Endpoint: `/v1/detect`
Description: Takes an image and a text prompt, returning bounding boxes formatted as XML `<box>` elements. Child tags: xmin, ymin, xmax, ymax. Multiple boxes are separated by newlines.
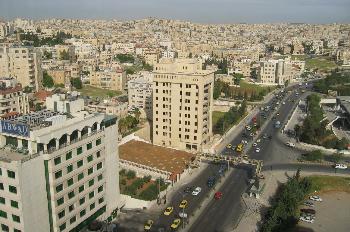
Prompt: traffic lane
<box><xmin>188</xmin><ymin>168</ymin><xmax>249</xmax><ymax>232</ymax></box>
<box><xmin>263</xmin><ymin>163</ymin><xmax>350</xmax><ymax>175</ymax></box>
<box><xmin>153</xmin><ymin>164</ymin><xmax>222</xmax><ymax>231</ymax></box>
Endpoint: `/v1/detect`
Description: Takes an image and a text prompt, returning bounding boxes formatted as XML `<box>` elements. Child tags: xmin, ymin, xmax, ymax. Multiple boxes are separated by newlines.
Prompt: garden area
<box><xmin>213</xmin><ymin>79</ymin><xmax>275</xmax><ymax>101</ymax></box>
<box><xmin>313</xmin><ymin>71</ymin><xmax>350</xmax><ymax>96</ymax></box>
<box><xmin>299</xmin><ymin>150</ymin><xmax>347</xmax><ymax>163</ymax></box>
<box><xmin>78</xmin><ymin>85</ymin><xmax>122</xmax><ymax>98</ymax></box>
<box><xmin>292</xmin><ymin>55</ymin><xmax>338</xmax><ymax>72</ymax></box>
<box><xmin>294</xmin><ymin>94</ymin><xmax>349</xmax><ymax>150</ymax></box>
<box><xmin>119</xmin><ymin>169</ymin><xmax>168</xmax><ymax>201</ymax></box>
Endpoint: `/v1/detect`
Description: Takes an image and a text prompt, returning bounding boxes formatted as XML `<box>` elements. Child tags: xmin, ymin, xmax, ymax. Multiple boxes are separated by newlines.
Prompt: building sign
<box><xmin>0</xmin><ymin>120</ymin><xmax>30</xmax><ymax>137</ymax></box>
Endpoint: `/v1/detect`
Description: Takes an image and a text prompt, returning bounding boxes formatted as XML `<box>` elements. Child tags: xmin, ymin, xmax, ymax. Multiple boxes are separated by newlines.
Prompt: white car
<box><xmin>335</xmin><ymin>164</ymin><xmax>347</xmax><ymax>169</ymax></box>
<box><xmin>192</xmin><ymin>187</ymin><xmax>202</xmax><ymax>196</ymax></box>
<box><xmin>286</xmin><ymin>142</ymin><xmax>295</xmax><ymax>148</ymax></box>
<box><xmin>253</xmin><ymin>143</ymin><xmax>258</xmax><ymax>147</ymax></box>
<box><xmin>255</xmin><ymin>148</ymin><xmax>261</xmax><ymax>153</ymax></box>
<box><xmin>179</xmin><ymin>212</ymin><xmax>188</xmax><ymax>218</ymax></box>
<box><xmin>282</xmin><ymin>101</ymin><xmax>286</xmax><ymax>105</ymax></box>
<box><xmin>309</xmin><ymin>196</ymin><xmax>322</xmax><ymax>202</ymax></box>
<box><xmin>300</xmin><ymin>216</ymin><xmax>314</xmax><ymax>223</ymax></box>
<box><xmin>246</xmin><ymin>126</ymin><xmax>251</xmax><ymax>131</ymax></box>
<box><xmin>256</xmin><ymin>139</ymin><xmax>261</xmax><ymax>143</ymax></box>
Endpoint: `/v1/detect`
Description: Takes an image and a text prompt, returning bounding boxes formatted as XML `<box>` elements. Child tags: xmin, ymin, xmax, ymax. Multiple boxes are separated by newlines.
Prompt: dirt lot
<box><xmin>119</xmin><ymin>140</ymin><xmax>195</xmax><ymax>175</ymax></box>
<box><xmin>297</xmin><ymin>192</ymin><xmax>350</xmax><ymax>232</ymax></box>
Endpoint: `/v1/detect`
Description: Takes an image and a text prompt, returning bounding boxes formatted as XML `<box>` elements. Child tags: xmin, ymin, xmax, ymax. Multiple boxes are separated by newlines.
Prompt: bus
<box><xmin>236</xmin><ymin>143</ymin><xmax>244</xmax><ymax>152</ymax></box>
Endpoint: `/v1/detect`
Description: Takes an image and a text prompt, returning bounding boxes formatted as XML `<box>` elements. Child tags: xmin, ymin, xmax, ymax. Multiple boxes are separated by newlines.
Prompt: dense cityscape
<box><xmin>0</xmin><ymin>7</ymin><xmax>350</xmax><ymax>232</ymax></box>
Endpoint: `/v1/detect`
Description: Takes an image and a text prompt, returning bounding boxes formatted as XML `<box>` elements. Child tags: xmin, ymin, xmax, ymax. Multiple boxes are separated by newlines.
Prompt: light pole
<box><xmin>176</xmin><ymin>190</ymin><xmax>187</xmax><ymax>229</ymax></box>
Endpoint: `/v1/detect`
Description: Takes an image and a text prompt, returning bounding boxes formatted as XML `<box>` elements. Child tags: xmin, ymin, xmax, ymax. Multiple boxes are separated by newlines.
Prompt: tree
<box><xmin>43</xmin><ymin>72</ymin><xmax>54</xmax><ymax>88</ymax></box>
<box><xmin>23</xmin><ymin>86</ymin><xmax>33</xmax><ymax>93</ymax></box>
<box><xmin>233</xmin><ymin>73</ymin><xmax>243</xmax><ymax>85</ymax></box>
<box><xmin>71</xmin><ymin>78</ymin><xmax>82</xmax><ymax>89</ymax></box>
<box><xmin>43</xmin><ymin>50</ymin><xmax>52</xmax><ymax>59</ymax></box>
<box><xmin>133</xmin><ymin>108</ymin><xmax>141</xmax><ymax>122</ymax></box>
<box><xmin>59</xmin><ymin>50</ymin><xmax>70</xmax><ymax>60</ymax></box>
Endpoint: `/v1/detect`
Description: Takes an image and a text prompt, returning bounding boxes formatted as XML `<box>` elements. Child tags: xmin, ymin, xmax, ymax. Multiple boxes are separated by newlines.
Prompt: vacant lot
<box><xmin>78</xmin><ymin>85</ymin><xmax>122</xmax><ymax>98</ymax></box>
<box><xmin>212</xmin><ymin>111</ymin><xmax>225</xmax><ymax>127</ymax></box>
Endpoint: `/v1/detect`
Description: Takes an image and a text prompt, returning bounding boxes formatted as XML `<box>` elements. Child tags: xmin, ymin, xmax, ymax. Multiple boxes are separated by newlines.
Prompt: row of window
<box><xmin>53</xmin><ymin>138</ymin><xmax>102</xmax><ymax>166</ymax></box>
<box><xmin>1</xmin><ymin>223</ymin><xmax>21</xmax><ymax>232</ymax></box>
<box><xmin>58</xmin><ymin>197</ymin><xmax>105</xmax><ymax>232</ymax></box>
<box><xmin>0</xmin><ymin>210</ymin><xmax>21</xmax><ymax>223</ymax></box>
<box><xmin>0</xmin><ymin>197</ymin><xmax>19</xmax><ymax>208</ymax></box>
<box><xmin>0</xmin><ymin>183</ymin><xmax>17</xmax><ymax>194</ymax></box>
<box><xmin>0</xmin><ymin>168</ymin><xmax>16</xmax><ymax>179</ymax></box>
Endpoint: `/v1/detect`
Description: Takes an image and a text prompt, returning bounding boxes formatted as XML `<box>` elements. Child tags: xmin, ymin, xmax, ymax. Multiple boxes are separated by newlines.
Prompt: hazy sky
<box><xmin>1</xmin><ymin>0</ymin><xmax>349</xmax><ymax>23</ymax></box>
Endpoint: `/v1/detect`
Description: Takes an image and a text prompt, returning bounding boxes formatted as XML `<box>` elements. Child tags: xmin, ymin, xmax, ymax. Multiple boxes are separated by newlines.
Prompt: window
<box><xmin>97</xmin><ymin>162</ymin><xmax>102</xmax><ymax>170</ymax></box>
<box><xmin>89</xmin><ymin>179</ymin><xmax>94</xmax><ymax>187</ymax></box>
<box><xmin>98</xmin><ymin>197</ymin><xmax>104</xmax><ymax>204</ymax></box>
<box><xmin>88</xmin><ymin>167</ymin><xmax>93</xmax><ymax>175</ymax></box>
<box><xmin>67</xmin><ymin>165</ymin><xmax>73</xmax><ymax>173</ymax></box>
<box><xmin>55</xmin><ymin>170</ymin><xmax>62</xmax><ymax>179</ymax></box>
<box><xmin>1</xmin><ymin>224</ymin><xmax>9</xmax><ymax>231</ymax></box>
<box><xmin>77</xmin><ymin>160</ymin><xmax>83</xmax><ymax>168</ymax></box>
<box><xmin>70</xmin><ymin>216</ymin><xmax>76</xmax><ymax>224</ymax></box>
<box><xmin>11</xmin><ymin>200</ymin><xmax>18</xmax><ymax>208</ymax></box>
<box><xmin>96</xmin><ymin>138</ymin><xmax>101</xmax><ymax>146</ymax></box>
<box><xmin>79</xmin><ymin>197</ymin><xmax>85</xmax><ymax>205</ymax></box>
<box><xmin>68</xmin><ymin>191</ymin><xmax>75</xmax><ymax>199</ymax></box>
<box><xmin>57</xmin><ymin>197</ymin><xmax>64</xmax><ymax>206</ymax></box>
<box><xmin>59</xmin><ymin>223</ymin><xmax>66</xmax><ymax>231</ymax></box>
<box><xmin>87</xmin><ymin>142</ymin><xmax>92</xmax><ymax>150</ymax></box>
<box><xmin>66</xmin><ymin>152</ymin><xmax>72</xmax><ymax>160</ymax></box>
<box><xmin>56</xmin><ymin>184</ymin><xmax>63</xmax><ymax>193</ymax></box>
<box><xmin>75</xmin><ymin>184</ymin><xmax>83</xmax><ymax>195</ymax></box>
<box><xmin>80</xmin><ymin>209</ymin><xmax>86</xmax><ymax>217</ymax></box>
<box><xmin>58</xmin><ymin>210</ymin><xmax>65</xmax><ymax>219</ymax></box>
<box><xmin>9</xmin><ymin>185</ymin><xmax>17</xmax><ymax>194</ymax></box>
<box><xmin>7</xmin><ymin>170</ymin><xmax>15</xmax><ymax>179</ymax></box>
<box><xmin>14</xmin><ymin>229</ymin><xmax>21</xmax><ymax>232</ymax></box>
<box><xmin>87</xmin><ymin>155</ymin><xmax>93</xmax><ymax>162</ymax></box>
<box><xmin>96</xmin><ymin>151</ymin><xmax>101</xmax><ymax>158</ymax></box>
<box><xmin>69</xmin><ymin>204</ymin><xmax>75</xmax><ymax>212</ymax></box>
<box><xmin>0</xmin><ymin>183</ymin><xmax>3</xmax><ymax>190</ymax></box>
<box><xmin>89</xmin><ymin>191</ymin><xmax>94</xmax><ymax>199</ymax></box>
<box><xmin>0</xmin><ymin>197</ymin><xmax>4</xmax><ymax>204</ymax></box>
<box><xmin>98</xmin><ymin>185</ymin><xmax>103</xmax><ymax>193</ymax></box>
<box><xmin>0</xmin><ymin>210</ymin><xmax>7</xmax><ymax>218</ymax></box>
<box><xmin>77</xmin><ymin>147</ymin><xmax>83</xmax><ymax>155</ymax></box>
<box><xmin>67</xmin><ymin>178</ymin><xmax>73</xmax><ymax>186</ymax></box>
<box><xmin>90</xmin><ymin>203</ymin><xmax>95</xmax><ymax>210</ymax></box>
<box><xmin>78</xmin><ymin>173</ymin><xmax>84</xmax><ymax>181</ymax></box>
<box><xmin>98</xmin><ymin>174</ymin><xmax>103</xmax><ymax>181</ymax></box>
<box><xmin>0</xmin><ymin>168</ymin><xmax>2</xmax><ymax>175</ymax></box>
<box><xmin>54</xmin><ymin>157</ymin><xmax>61</xmax><ymax>165</ymax></box>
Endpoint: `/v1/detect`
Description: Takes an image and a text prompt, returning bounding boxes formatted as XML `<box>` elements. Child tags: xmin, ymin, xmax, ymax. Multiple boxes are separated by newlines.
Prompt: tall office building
<box><xmin>152</xmin><ymin>58</ymin><xmax>214</xmax><ymax>151</ymax></box>
<box><xmin>0</xmin><ymin>94</ymin><xmax>120</xmax><ymax>232</ymax></box>
<box><xmin>0</xmin><ymin>45</ymin><xmax>43</xmax><ymax>91</ymax></box>
<box><xmin>258</xmin><ymin>59</ymin><xmax>292</xmax><ymax>85</ymax></box>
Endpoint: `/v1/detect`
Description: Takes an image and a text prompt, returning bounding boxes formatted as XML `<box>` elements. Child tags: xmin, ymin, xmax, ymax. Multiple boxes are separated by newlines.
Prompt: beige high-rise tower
<box><xmin>152</xmin><ymin>58</ymin><xmax>214</xmax><ymax>152</ymax></box>
<box><xmin>0</xmin><ymin>45</ymin><xmax>43</xmax><ymax>91</ymax></box>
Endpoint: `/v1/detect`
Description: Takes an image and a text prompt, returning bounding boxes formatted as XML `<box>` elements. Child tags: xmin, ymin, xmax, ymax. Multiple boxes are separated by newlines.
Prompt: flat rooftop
<box><xmin>119</xmin><ymin>140</ymin><xmax>195</xmax><ymax>175</ymax></box>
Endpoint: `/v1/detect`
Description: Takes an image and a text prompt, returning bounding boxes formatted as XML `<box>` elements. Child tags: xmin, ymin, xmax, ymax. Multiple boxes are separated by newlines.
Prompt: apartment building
<box><xmin>258</xmin><ymin>59</ymin><xmax>292</xmax><ymax>85</ymax></box>
<box><xmin>128</xmin><ymin>77</ymin><xmax>153</xmax><ymax>119</ymax></box>
<box><xmin>0</xmin><ymin>78</ymin><xmax>30</xmax><ymax>116</ymax></box>
<box><xmin>152</xmin><ymin>58</ymin><xmax>214</xmax><ymax>151</ymax></box>
<box><xmin>90</xmin><ymin>69</ymin><xmax>126</xmax><ymax>92</ymax></box>
<box><xmin>0</xmin><ymin>94</ymin><xmax>120</xmax><ymax>232</ymax></box>
<box><xmin>0</xmin><ymin>45</ymin><xmax>43</xmax><ymax>91</ymax></box>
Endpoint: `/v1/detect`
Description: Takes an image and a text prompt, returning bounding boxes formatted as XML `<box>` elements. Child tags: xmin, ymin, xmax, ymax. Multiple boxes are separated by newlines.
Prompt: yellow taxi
<box><xmin>163</xmin><ymin>206</ymin><xmax>174</xmax><ymax>216</ymax></box>
<box><xmin>226</xmin><ymin>144</ymin><xmax>232</xmax><ymax>149</ymax></box>
<box><xmin>170</xmin><ymin>218</ymin><xmax>181</xmax><ymax>229</ymax></box>
<box><xmin>144</xmin><ymin>220</ymin><xmax>153</xmax><ymax>231</ymax></box>
<box><xmin>179</xmin><ymin>200</ymin><xmax>188</xmax><ymax>209</ymax></box>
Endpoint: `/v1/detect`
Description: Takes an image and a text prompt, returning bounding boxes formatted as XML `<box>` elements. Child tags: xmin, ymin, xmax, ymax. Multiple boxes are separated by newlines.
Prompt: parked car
<box><xmin>253</xmin><ymin>143</ymin><xmax>258</xmax><ymax>147</ymax></box>
<box><xmin>309</xmin><ymin>196</ymin><xmax>322</xmax><ymax>202</ymax></box>
<box><xmin>192</xmin><ymin>187</ymin><xmax>202</xmax><ymax>196</ymax></box>
<box><xmin>299</xmin><ymin>216</ymin><xmax>314</xmax><ymax>223</ymax></box>
<box><xmin>214</xmin><ymin>191</ymin><xmax>223</xmax><ymax>200</ymax></box>
<box><xmin>303</xmin><ymin>201</ymin><xmax>315</xmax><ymax>207</ymax></box>
<box><xmin>286</xmin><ymin>142</ymin><xmax>295</xmax><ymax>147</ymax></box>
<box><xmin>226</xmin><ymin>144</ymin><xmax>232</xmax><ymax>149</ymax></box>
<box><xmin>178</xmin><ymin>212</ymin><xmax>187</xmax><ymax>218</ymax></box>
<box><xmin>207</xmin><ymin>176</ymin><xmax>216</xmax><ymax>188</ymax></box>
<box><xmin>255</xmin><ymin>148</ymin><xmax>261</xmax><ymax>153</ymax></box>
<box><xmin>335</xmin><ymin>164</ymin><xmax>347</xmax><ymax>169</ymax></box>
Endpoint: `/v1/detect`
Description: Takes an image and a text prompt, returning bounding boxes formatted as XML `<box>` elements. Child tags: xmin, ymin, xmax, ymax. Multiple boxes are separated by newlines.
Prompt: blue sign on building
<box><xmin>0</xmin><ymin>120</ymin><xmax>30</xmax><ymax>137</ymax></box>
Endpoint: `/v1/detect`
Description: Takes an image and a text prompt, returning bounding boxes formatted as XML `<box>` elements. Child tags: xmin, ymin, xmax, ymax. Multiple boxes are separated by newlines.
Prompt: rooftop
<box><xmin>119</xmin><ymin>140</ymin><xmax>195</xmax><ymax>175</ymax></box>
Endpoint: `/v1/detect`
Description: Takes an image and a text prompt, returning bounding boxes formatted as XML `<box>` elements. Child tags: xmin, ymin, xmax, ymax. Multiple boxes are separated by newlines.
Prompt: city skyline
<box><xmin>1</xmin><ymin>0</ymin><xmax>350</xmax><ymax>24</ymax></box>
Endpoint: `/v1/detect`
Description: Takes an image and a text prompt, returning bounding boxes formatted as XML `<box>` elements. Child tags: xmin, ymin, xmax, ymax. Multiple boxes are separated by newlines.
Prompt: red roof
<box><xmin>34</xmin><ymin>90</ymin><xmax>53</xmax><ymax>101</ymax></box>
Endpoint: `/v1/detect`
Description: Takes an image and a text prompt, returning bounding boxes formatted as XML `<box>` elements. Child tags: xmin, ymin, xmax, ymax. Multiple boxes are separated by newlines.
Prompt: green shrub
<box><xmin>120</xmin><ymin>179</ymin><xmax>126</xmax><ymax>186</ymax></box>
<box><xmin>126</xmin><ymin>170</ymin><xmax>136</xmax><ymax>180</ymax></box>
<box><xmin>301</xmin><ymin>150</ymin><xmax>324</xmax><ymax>161</ymax></box>
<box><xmin>119</xmin><ymin>169</ymin><xmax>126</xmax><ymax>176</ymax></box>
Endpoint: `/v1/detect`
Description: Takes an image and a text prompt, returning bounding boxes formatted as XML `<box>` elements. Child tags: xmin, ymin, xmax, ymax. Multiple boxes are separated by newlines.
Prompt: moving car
<box><xmin>207</xmin><ymin>176</ymin><xmax>216</xmax><ymax>188</ymax></box>
<box><xmin>253</xmin><ymin>143</ymin><xmax>258</xmax><ymax>147</ymax></box>
<box><xmin>226</xmin><ymin>144</ymin><xmax>232</xmax><ymax>149</ymax></box>
<box><xmin>192</xmin><ymin>187</ymin><xmax>202</xmax><ymax>196</ymax></box>
<box><xmin>236</xmin><ymin>143</ymin><xmax>244</xmax><ymax>152</ymax></box>
<box><xmin>144</xmin><ymin>220</ymin><xmax>154</xmax><ymax>231</ymax></box>
<box><xmin>164</xmin><ymin>206</ymin><xmax>174</xmax><ymax>216</ymax></box>
<box><xmin>335</xmin><ymin>164</ymin><xmax>347</xmax><ymax>169</ymax></box>
<box><xmin>299</xmin><ymin>216</ymin><xmax>314</xmax><ymax>223</ymax></box>
<box><xmin>309</xmin><ymin>196</ymin><xmax>322</xmax><ymax>202</ymax></box>
<box><xmin>303</xmin><ymin>201</ymin><xmax>315</xmax><ymax>207</ymax></box>
<box><xmin>214</xmin><ymin>191</ymin><xmax>223</xmax><ymax>200</ymax></box>
<box><xmin>170</xmin><ymin>219</ymin><xmax>181</xmax><ymax>229</ymax></box>
<box><xmin>178</xmin><ymin>212</ymin><xmax>188</xmax><ymax>218</ymax></box>
<box><xmin>286</xmin><ymin>142</ymin><xmax>295</xmax><ymax>147</ymax></box>
<box><xmin>255</xmin><ymin>148</ymin><xmax>261</xmax><ymax>153</ymax></box>
<box><xmin>179</xmin><ymin>200</ymin><xmax>188</xmax><ymax>209</ymax></box>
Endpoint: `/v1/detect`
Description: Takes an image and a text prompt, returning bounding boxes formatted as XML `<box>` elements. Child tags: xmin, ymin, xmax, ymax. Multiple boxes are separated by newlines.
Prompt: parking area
<box><xmin>298</xmin><ymin>192</ymin><xmax>350</xmax><ymax>232</ymax></box>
